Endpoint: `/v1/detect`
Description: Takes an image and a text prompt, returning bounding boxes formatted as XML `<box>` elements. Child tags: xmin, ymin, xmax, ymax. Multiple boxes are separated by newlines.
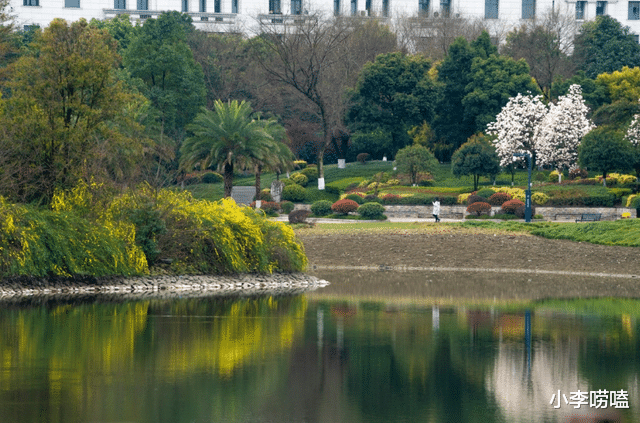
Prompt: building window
<box><xmin>182</xmin><ymin>0</ymin><xmax>188</xmax><ymax>11</ymax></box>
<box><xmin>23</xmin><ymin>0</ymin><xmax>39</xmax><ymax>5</ymax></box>
<box><xmin>576</xmin><ymin>1</ymin><xmax>586</xmax><ymax>19</ymax></box>
<box><xmin>522</xmin><ymin>0</ymin><xmax>535</xmax><ymax>19</ymax></box>
<box><xmin>365</xmin><ymin>0</ymin><xmax>371</xmax><ymax>15</ymax></box>
<box><xmin>419</xmin><ymin>0</ymin><xmax>429</xmax><ymax>16</ymax></box>
<box><xmin>232</xmin><ymin>0</ymin><xmax>238</xmax><ymax>13</ymax></box>
<box><xmin>630</xmin><ymin>2</ymin><xmax>640</xmax><ymax>20</ymax></box>
<box><xmin>382</xmin><ymin>0</ymin><xmax>389</xmax><ymax>17</ymax></box>
<box><xmin>214</xmin><ymin>0</ymin><xmax>220</xmax><ymax>12</ymax></box>
<box><xmin>634</xmin><ymin>34</ymin><xmax>640</xmax><ymax>43</ymax></box>
<box><xmin>137</xmin><ymin>0</ymin><xmax>148</xmax><ymax>10</ymax></box>
<box><xmin>269</xmin><ymin>0</ymin><xmax>281</xmax><ymax>13</ymax></box>
<box><xmin>65</xmin><ymin>0</ymin><xmax>80</xmax><ymax>7</ymax></box>
<box><xmin>351</xmin><ymin>0</ymin><xmax>357</xmax><ymax>16</ymax></box>
<box><xmin>440</xmin><ymin>0</ymin><xmax>450</xmax><ymax>17</ymax></box>
<box><xmin>334</xmin><ymin>0</ymin><xmax>340</xmax><ymax>15</ymax></box>
<box><xmin>291</xmin><ymin>0</ymin><xmax>301</xmax><ymax>14</ymax></box>
<box><xmin>596</xmin><ymin>1</ymin><xmax>607</xmax><ymax>15</ymax></box>
<box><xmin>485</xmin><ymin>0</ymin><xmax>498</xmax><ymax>19</ymax></box>
<box><xmin>115</xmin><ymin>0</ymin><xmax>126</xmax><ymax>8</ymax></box>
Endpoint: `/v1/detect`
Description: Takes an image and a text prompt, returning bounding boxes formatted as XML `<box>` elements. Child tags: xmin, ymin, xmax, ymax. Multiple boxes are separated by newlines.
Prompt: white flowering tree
<box><xmin>486</xmin><ymin>93</ymin><xmax>547</xmax><ymax>185</ymax></box>
<box><xmin>625</xmin><ymin>102</ymin><xmax>640</xmax><ymax>177</ymax></box>
<box><xmin>534</xmin><ymin>84</ymin><xmax>595</xmax><ymax>182</ymax></box>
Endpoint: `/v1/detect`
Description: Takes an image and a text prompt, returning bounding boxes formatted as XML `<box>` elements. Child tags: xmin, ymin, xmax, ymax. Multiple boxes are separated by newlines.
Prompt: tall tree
<box><xmin>394</xmin><ymin>144</ymin><xmax>438</xmax><ymax>186</ymax></box>
<box><xmin>535</xmin><ymin>85</ymin><xmax>595</xmax><ymax>180</ymax></box>
<box><xmin>252</xmin><ymin>15</ymin><xmax>396</xmax><ymax>188</ymax></box>
<box><xmin>123</xmin><ymin>11</ymin><xmax>206</xmax><ymax>141</ymax></box>
<box><xmin>624</xmin><ymin>104</ymin><xmax>640</xmax><ymax>177</ymax></box>
<box><xmin>0</xmin><ymin>19</ymin><xmax>131</xmax><ymax>202</ymax></box>
<box><xmin>451</xmin><ymin>134</ymin><xmax>500</xmax><ymax>191</ymax></box>
<box><xmin>432</xmin><ymin>31</ymin><xmax>498</xmax><ymax>160</ymax></box>
<box><xmin>579</xmin><ymin>127</ymin><xmax>633</xmax><ymax>185</ymax></box>
<box><xmin>346</xmin><ymin>52</ymin><xmax>437</xmax><ymax>158</ymax></box>
<box><xmin>573</xmin><ymin>15</ymin><xmax>640</xmax><ymax>79</ymax></box>
<box><xmin>463</xmin><ymin>54</ymin><xmax>540</xmax><ymax>135</ymax></box>
<box><xmin>180</xmin><ymin>100</ymin><xmax>275</xmax><ymax>198</ymax></box>
<box><xmin>502</xmin><ymin>15</ymin><xmax>576</xmax><ymax>99</ymax></box>
<box><xmin>486</xmin><ymin>92</ymin><xmax>547</xmax><ymax>184</ymax></box>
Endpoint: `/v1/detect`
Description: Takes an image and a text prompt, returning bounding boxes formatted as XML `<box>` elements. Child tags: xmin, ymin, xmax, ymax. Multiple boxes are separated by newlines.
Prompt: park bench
<box><xmin>575</xmin><ymin>213</ymin><xmax>602</xmax><ymax>223</ymax></box>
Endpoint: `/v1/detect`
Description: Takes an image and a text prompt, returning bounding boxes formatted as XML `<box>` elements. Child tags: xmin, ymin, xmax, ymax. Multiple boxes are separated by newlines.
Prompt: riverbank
<box><xmin>297</xmin><ymin>225</ymin><xmax>640</xmax><ymax>300</ymax></box>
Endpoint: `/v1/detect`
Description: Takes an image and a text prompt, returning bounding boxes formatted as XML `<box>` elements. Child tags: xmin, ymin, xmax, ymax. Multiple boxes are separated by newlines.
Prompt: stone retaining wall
<box><xmin>294</xmin><ymin>203</ymin><xmax>636</xmax><ymax>220</ymax></box>
<box><xmin>0</xmin><ymin>273</ymin><xmax>329</xmax><ymax>299</ymax></box>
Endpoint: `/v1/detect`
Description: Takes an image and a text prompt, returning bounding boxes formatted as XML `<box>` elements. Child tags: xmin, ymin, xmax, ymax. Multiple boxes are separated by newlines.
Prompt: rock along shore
<box><xmin>0</xmin><ymin>273</ymin><xmax>330</xmax><ymax>300</ymax></box>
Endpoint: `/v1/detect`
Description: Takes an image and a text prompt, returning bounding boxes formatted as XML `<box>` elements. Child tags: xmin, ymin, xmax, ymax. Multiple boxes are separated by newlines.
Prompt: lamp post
<box><xmin>513</xmin><ymin>152</ymin><xmax>532</xmax><ymax>222</ymax></box>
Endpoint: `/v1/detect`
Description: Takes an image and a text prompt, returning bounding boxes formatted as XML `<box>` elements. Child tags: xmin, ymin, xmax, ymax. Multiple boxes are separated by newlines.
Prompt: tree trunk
<box><xmin>223</xmin><ymin>162</ymin><xmax>234</xmax><ymax>198</ymax></box>
<box><xmin>255</xmin><ymin>163</ymin><xmax>262</xmax><ymax>201</ymax></box>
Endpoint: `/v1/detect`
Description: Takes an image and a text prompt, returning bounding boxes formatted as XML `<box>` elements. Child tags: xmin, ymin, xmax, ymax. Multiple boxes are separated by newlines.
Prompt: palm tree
<box><xmin>181</xmin><ymin>100</ymin><xmax>273</xmax><ymax>198</ymax></box>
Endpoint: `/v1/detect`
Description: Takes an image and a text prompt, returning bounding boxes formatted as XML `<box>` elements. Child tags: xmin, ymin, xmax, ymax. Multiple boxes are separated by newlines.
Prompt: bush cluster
<box><xmin>466</xmin><ymin>194</ymin><xmax>485</xmax><ymax>205</ymax></box>
<box><xmin>476</xmin><ymin>188</ymin><xmax>495</xmax><ymax>199</ymax></box>
<box><xmin>501</xmin><ymin>199</ymin><xmax>525</xmax><ymax>214</ymax></box>
<box><xmin>345</xmin><ymin>193</ymin><xmax>365</xmax><ymax>204</ymax></box>
<box><xmin>381</xmin><ymin>194</ymin><xmax>402</xmax><ymax>204</ymax></box>
<box><xmin>331</xmin><ymin>199</ymin><xmax>359</xmax><ymax>215</ymax></box>
<box><xmin>299</xmin><ymin>166</ymin><xmax>318</xmax><ymax>183</ymax></box>
<box><xmin>488</xmin><ymin>192</ymin><xmax>511</xmax><ymax>205</ymax></box>
<box><xmin>311</xmin><ymin>200</ymin><xmax>333</xmax><ymax>216</ymax></box>
<box><xmin>282</xmin><ymin>184</ymin><xmax>307</xmax><ymax>202</ymax></box>
<box><xmin>293</xmin><ymin>160</ymin><xmax>307</xmax><ymax>169</ymax></box>
<box><xmin>357</xmin><ymin>202</ymin><xmax>385</xmax><ymax>219</ymax></box>
<box><xmin>289</xmin><ymin>172</ymin><xmax>309</xmax><ymax>187</ymax></box>
<box><xmin>466</xmin><ymin>202</ymin><xmax>492</xmax><ymax>216</ymax></box>
<box><xmin>280</xmin><ymin>201</ymin><xmax>295</xmax><ymax>214</ymax></box>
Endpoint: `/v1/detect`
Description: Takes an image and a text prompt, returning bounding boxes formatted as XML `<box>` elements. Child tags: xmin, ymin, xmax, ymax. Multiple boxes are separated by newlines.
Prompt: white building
<box><xmin>9</xmin><ymin>0</ymin><xmax>640</xmax><ymax>39</ymax></box>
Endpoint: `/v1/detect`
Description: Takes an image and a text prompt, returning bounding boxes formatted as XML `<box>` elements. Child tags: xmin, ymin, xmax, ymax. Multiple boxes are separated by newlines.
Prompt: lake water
<box><xmin>0</xmin><ymin>271</ymin><xmax>638</xmax><ymax>423</ymax></box>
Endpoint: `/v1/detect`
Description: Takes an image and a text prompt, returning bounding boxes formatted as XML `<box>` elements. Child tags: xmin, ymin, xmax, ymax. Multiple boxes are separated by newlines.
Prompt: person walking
<box><xmin>432</xmin><ymin>198</ymin><xmax>440</xmax><ymax>222</ymax></box>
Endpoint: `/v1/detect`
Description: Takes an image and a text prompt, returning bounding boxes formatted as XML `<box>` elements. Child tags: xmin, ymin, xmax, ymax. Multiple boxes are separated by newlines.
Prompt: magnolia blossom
<box><xmin>486</xmin><ymin>93</ymin><xmax>547</xmax><ymax>168</ymax></box>
<box><xmin>534</xmin><ymin>84</ymin><xmax>595</xmax><ymax>176</ymax></box>
<box><xmin>625</xmin><ymin>101</ymin><xmax>640</xmax><ymax>147</ymax></box>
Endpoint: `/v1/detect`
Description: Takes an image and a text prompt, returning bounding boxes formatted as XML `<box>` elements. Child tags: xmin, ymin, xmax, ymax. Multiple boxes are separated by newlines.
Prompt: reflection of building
<box><xmin>10</xmin><ymin>0</ymin><xmax>640</xmax><ymax>38</ymax></box>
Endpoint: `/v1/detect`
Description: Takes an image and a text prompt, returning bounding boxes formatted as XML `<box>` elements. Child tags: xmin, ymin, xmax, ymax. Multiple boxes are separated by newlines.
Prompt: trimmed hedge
<box><xmin>311</xmin><ymin>200</ymin><xmax>333</xmax><ymax>216</ymax></box>
<box><xmin>357</xmin><ymin>202</ymin><xmax>385</xmax><ymax>219</ymax></box>
<box><xmin>282</xmin><ymin>184</ymin><xmax>307</xmax><ymax>202</ymax></box>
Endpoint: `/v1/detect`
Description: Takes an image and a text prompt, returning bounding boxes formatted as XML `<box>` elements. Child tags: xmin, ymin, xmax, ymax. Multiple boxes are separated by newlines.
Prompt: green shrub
<box><xmin>293</xmin><ymin>160</ymin><xmax>307</xmax><ymax>169</ymax></box>
<box><xmin>280</xmin><ymin>201</ymin><xmax>295</xmax><ymax>214</ymax></box>
<box><xmin>569</xmin><ymin>168</ymin><xmax>588</xmax><ymax>180</ymax></box>
<box><xmin>609</xmin><ymin>188</ymin><xmax>633</xmax><ymax>200</ymax></box>
<box><xmin>254</xmin><ymin>190</ymin><xmax>273</xmax><ymax>202</ymax></box>
<box><xmin>549</xmin><ymin>170</ymin><xmax>563</xmax><ymax>182</ymax></box>
<box><xmin>357</xmin><ymin>153</ymin><xmax>370</xmax><ymax>164</ymax></box>
<box><xmin>300</xmin><ymin>166</ymin><xmax>318</xmax><ymax>183</ymax></box>
<box><xmin>201</xmin><ymin>172</ymin><xmax>223</xmax><ymax>184</ymax></box>
<box><xmin>476</xmin><ymin>188</ymin><xmax>495</xmax><ymax>199</ymax></box>
<box><xmin>399</xmin><ymin>194</ymin><xmax>433</xmax><ymax>205</ymax></box>
<box><xmin>289</xmin><ymin>172</ymin><xmax>309</xmax><ymax>187</ymax></box>
<box><xmin>363</xmin><ymin>194</ymin><xmax>381</xmax><ymax>203</ymax></box>
<box><xmin>345</xmin><ymin>193</ymin><xmax>365</xmax><ymax>204</ymax></box>
<box><xmin>305</xmin><ymin>187</ymin><xmax>340</xmax><ymax>203</ymax></box>
<box><xmin>534</xmin><ymin>171</ymin><xmax>548</xmax><ymax>182</ymax></box>
<box><xmin>630</xmin><ymin>196</ymin><xmax>640</xmax><ymax>208</ymax></box>
<box><xmin>311</xmin><ymin>200</ymin><xmax>333</xmax><ymax>216</ymax></box>
<box><xmin>357</xmin><ymin>202</ymin><xmax>385</xmax><ymax>219</ymax></box>
<box><xmin>282</xmin><ymin>178</ymin><xmax>297</xmax><ymax>187</ymax></box>
<box><xmin>382</xmin><ymin>194</ymin><xmax>402</xmax><ymax>204</ymax></box>
<box><xmin>282</xmin><ymin>184</ymin><xmax>307</xmax><ymax>202</ymax></box>
<box><xmin>331</xmin><ymin>199</ymin><xmax>359</xmax><ymax>215</ymax></box>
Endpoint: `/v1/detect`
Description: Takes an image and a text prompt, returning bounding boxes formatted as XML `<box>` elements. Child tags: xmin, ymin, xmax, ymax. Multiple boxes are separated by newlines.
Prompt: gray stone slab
<box><xmin>231</xmin><ymin>186</ymin><xmax>255</xmax><ymax>205</ymax></box>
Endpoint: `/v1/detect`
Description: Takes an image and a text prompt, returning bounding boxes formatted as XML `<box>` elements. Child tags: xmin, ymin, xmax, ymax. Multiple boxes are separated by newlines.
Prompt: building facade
<box><xmin>10</xmin><ymin>0</ymin><xmax>640</xmax><ymax>38</ymax></box>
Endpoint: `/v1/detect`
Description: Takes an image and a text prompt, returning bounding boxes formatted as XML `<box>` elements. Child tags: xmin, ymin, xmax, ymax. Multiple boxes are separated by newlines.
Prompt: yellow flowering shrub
<box><xmin>609</xmin><ymin>173</ymin><xmax>638</xmax><ymax>184</ymax></box>
<box><xmin>627</xmin><ymin>194</ymin><xmax>639</xmax><ymax>207</ymax></box>
<box><xmin>531</xmin><ymin>192</ymin><xmax>549</xmax><ymax>205</ymax></box>
<box><xmin>494</xmin><ymin>187</ymin><xmax>526</xmax><ymax>202</ymax></box>
<box><xmin>457</xmin><ymin>193</ymin><xmax>471</xmax><ymax>204</ymax></box>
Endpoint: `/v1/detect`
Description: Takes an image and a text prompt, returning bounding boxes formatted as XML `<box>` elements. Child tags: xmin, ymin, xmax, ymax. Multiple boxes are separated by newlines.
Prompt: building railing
<box><xmin>103</xmin><ymin>9</ymin><xmax>237</xmax><ymax>24</ymax></box>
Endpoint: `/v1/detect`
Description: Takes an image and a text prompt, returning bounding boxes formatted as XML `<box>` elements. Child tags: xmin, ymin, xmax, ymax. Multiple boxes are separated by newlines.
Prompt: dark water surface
<box><xmin>0</xmin><ymin>272</ymin><xmax>638</xmax><ymax>423</ymax></box>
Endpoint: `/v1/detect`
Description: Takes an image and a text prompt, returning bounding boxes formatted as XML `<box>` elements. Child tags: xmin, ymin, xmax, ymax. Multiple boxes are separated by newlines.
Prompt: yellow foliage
<box><xmin>596</xmin><ymin>66</ymin><xmax>640</xmax><ymax>102</ymax></box>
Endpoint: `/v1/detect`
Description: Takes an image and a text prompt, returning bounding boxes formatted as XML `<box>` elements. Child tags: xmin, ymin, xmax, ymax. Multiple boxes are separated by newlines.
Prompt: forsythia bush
<box><xmin>457</xmin><ymin>193</ymin><xmax>472</xmax><ymax>204</ymax></box>
<box><xmin>0</xmin><ymin>182</ymin><xmax>308</xmax><ymax>278</ymax></box>
<box><xmin>531</xmin><ymin>192</ymin><xmax>550</xmax><ymax>205</ymax></box>
<box><xmin>494</xmin><ymin>187</ymin><xmax>526</xmax><ymax>202</ymax></box>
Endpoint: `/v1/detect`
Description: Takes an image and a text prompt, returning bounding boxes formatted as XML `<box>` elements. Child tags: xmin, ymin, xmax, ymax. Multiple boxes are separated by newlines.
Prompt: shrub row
<box><xmin>309</xmin><ymin>199</ymin><xmax>385</xmax><ymax>220</ymax></box>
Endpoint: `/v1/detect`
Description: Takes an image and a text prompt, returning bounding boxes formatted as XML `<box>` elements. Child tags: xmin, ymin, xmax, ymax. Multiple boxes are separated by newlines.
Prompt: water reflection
<box><xmin>0</xmin><ymin>294</ymin><xmax>638</xmax><ymax>422</ymax></box>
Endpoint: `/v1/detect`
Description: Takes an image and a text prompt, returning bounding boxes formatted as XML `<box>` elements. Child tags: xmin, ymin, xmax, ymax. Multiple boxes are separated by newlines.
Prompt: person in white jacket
<box><xmin>432</xmin><ymin>198</ymin><xmax>440</xmax><ymax>223</ymax></box>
